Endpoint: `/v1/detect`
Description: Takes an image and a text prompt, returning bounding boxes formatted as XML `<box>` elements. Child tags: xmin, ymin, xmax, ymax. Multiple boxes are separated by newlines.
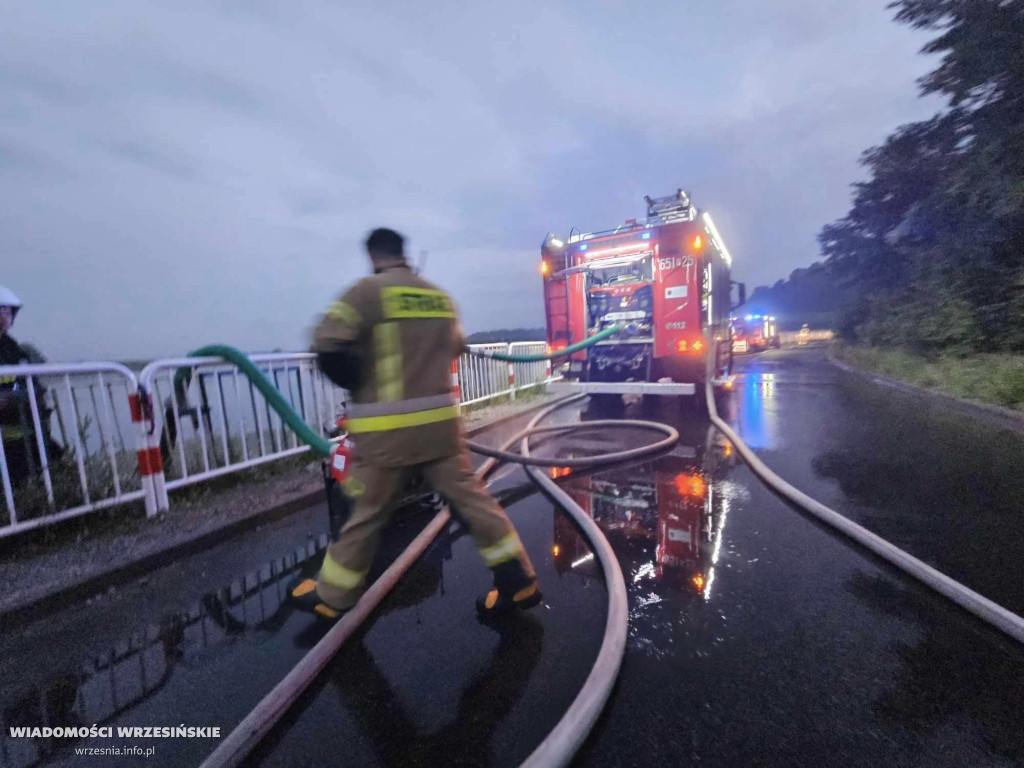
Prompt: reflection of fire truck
<box><xmin>550</xmin><ymin>427</ymin><xmax>734</xmax><ymax>599</ymax></box>
<box><xmin>541</xmin><ymin>190</ymin><xmax>745</xmax><ymax>399</ymax></box>
<box><xmin>731</xmin><ymin>313</ymin><xmax>780</xmax><ymax>354</ymax></box>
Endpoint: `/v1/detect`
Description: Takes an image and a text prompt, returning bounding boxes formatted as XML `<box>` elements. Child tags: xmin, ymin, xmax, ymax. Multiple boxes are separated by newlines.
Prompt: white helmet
<box><xmin>0</xmin><ymin>285</ymin><xmax>22</xmax><ymax>318</ymax></box>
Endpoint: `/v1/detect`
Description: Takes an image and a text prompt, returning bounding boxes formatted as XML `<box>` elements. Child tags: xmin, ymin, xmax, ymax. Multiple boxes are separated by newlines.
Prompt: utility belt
<box><xmin>346</xmin><ymin>393</ymin><xmax>458</xmax><ymax>434</ymax></box>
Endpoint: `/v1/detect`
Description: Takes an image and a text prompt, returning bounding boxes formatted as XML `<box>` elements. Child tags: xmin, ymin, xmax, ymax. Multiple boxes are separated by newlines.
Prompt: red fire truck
<box><xmin>541</xmin><ymin>189</ymin><xmax>745</xmax><ymax>399</ymax></box>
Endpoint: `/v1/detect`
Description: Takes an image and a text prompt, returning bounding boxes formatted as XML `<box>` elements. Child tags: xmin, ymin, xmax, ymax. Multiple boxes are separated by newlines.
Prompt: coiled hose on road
<box><xmin>195</xmin><ymin>337</ymin><xmax>1024</xmax><ymax>768</ymax></box>
<box><xmin>193</xmin><ymin>340</ymin><xmax>673</xmax><ymax>768</ymax></box>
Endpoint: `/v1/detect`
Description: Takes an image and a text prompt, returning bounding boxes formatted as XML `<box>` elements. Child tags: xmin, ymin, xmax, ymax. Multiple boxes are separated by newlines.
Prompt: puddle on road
<box><xmin>541</xmin><ymin>403</ymin><xmax>743</xmax><ymax>660</ymax></box>
<box><xmin>0</xmin><ymin>536</ymin><xmax>329</xmax><ymax>768</ymax></box>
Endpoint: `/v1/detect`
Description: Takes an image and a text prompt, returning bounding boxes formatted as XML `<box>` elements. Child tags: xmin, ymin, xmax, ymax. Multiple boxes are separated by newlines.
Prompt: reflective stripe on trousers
<box><xmin>477</xmin><ymin>532</ymin><xmax>524</xmax><ymax>567</ymax></box>
<box><xmin>320</xmin><ymin>551</ymin><xmax>368</xmax><ymax>590</ymax></box>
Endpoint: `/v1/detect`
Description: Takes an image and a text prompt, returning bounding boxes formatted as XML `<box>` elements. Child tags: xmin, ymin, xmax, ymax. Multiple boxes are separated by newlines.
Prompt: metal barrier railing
<box><xmin>0</xmin><ymin>363</ymin><xmax>144</xmax><ymax>539</ymax></box>
<box><xmin>457</xmin><ymin>343</ymin><xmax>553</xmax><ymax>406</ymax></box>
<box><xmin>137</xmin><ymin>354</ymin><xmax>347</xmax><ymax>516</ymax></box>
<box><xmin>508</xmin><ymin>342</ymin><xmax>552</xmax><ymax>396</ymax></box>
<box><xmin>1</xmin><ymin>343</ymin><xmax>553</xmax><ymax>532</ymax></box>
<box><xmin>456</xmin><ymin>344</ymin><xmax>508</xmax><ymax>406</ymax></box>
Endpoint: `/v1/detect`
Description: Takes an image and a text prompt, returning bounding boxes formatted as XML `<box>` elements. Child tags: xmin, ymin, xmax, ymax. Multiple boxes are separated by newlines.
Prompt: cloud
<box><xmin>0</xmin><ymin>140</ymin><xmax>48</xmax><ymax>174</ymax></box>
<box><xmin>103</xmin><ymin>140</ymin><xmax>201</xmax><ymax>182</ymax></box>
<box><xmin>1</xmin><ymin>0</ymin><xmax>940</xmax><ymax>360</ymax></box>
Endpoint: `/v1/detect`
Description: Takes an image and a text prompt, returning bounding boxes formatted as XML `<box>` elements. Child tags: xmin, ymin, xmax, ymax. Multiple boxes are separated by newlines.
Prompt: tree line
<box><xmin>465</xmin><ymin>328</ymin><xmax>546</xmax><ymax>344</ymax></box>
<box><xmin>817</xmin><ymin>0</ymin><xmax>1023</xmax><ymax>355</ymax></box>
<box><xmin>745</xmin><ymin>261</ymin><xmax>851</xmax><ymax>330</ymax></box>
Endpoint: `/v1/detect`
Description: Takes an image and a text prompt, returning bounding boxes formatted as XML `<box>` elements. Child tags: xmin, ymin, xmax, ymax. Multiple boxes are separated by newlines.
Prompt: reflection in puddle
<box><xmin>0</xmin><ymin>536</ymin><xmax>329</xmax><ymax>768</ymax></box>
<box><xmin>736</xmin><ymin>371</ymin><xmax>778</xmax><ymax>450</ymax></box>
<box><xmin>550</xmin><ymin>420</ymin><xmax>740</xmax><ymax>657</ymax></box>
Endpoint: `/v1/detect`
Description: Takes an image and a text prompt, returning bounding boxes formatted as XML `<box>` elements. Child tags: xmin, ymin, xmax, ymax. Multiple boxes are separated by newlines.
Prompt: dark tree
<box><xmin>818</xmin><ymin>0</ymin><xmax>1024</xmax><ymax>353</ymax></box>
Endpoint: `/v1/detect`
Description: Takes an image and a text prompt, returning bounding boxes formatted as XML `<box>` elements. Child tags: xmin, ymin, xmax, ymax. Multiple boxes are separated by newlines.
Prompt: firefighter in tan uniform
<box><xmin>289</xmin><ymin>228</ymin><xmax>541</xmax><ymax>620</ymax></box>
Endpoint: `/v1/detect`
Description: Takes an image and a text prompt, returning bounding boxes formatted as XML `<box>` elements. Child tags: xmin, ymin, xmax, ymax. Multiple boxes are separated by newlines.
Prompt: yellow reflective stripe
<box><xmin>373</xmin><ymin>322</ymin><xmax>403</xmax><ymax>401</ymax></box>
<box><xmin>327</xmin><ymin>301</ymin><xmax>361</xmax><ymax>327</ymax></box>
<box><xmin>348</xmin><ymin>393</ymin><xmax>454</xmax><ymax>418</ymax></box>
<box><xmin>320</xmin><ymin>552</ymin><xmax>367</xmax><ymax>590</ymax></box>
<box><xmin>1</xmin><ymin>426</ymin><xmax>25</xmax><ymax>440</ymax></box>
<box><xmin>478</xmin><ymin>533</ymin><xmax>523</xmax><ymax>567</ymax></box>
<box><xmin>381</xmin><ymin>287</ymin><xmax>454</xmax><ymax>319</ymax></box>
<box><xmin>346</xmin><ymin>404</ymin><xmax>458</xmax><ymax>434</ymax></box>
<box><xmin>342</xmin><ymin>476</ymin><xmax>366</xmax><ymax>497</ymax></box>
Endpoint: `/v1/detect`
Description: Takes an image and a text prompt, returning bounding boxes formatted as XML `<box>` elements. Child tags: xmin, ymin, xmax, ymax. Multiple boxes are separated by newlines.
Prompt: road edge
<box><xmin>0</xmin><ymin>396</ymin><xmax>568</xmax><ymax>626</ymax></box>
<box><xmin>827</xmin><ymin>346</ymin><xmax>1024</xmax><ymax>435</ymax></box>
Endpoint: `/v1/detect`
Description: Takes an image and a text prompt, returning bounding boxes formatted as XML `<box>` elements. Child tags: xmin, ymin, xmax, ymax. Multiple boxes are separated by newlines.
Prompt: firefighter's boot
<box><xmin>476</xmin><ymin>560</ymin><xmax>543</xmax><ymax>617</ymax></box>
<box><xmin>287</xmin><ymin>577</ymin><xmax>347</xmax><ymax>622</ymax></box>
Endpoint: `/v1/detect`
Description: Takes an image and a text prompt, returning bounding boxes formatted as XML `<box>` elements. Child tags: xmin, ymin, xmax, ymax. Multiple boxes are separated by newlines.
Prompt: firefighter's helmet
<box><xmin>0</xmin><ymin>285</ymin><xmax>22</xmax><ymax>318</ymax></box>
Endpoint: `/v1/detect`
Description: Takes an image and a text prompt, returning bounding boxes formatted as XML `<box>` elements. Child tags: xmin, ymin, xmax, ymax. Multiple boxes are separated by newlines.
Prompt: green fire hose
<box><xmin>466</xmin><ymin>324</ymin><xmax>622</xmax><ymax>362</ymax></box>
<box><xmin>182</xmin><ymin>344</ymin><xmax>335</xmax><ymax>458</ymax></box>
<box><xmin>177</xmin><ymin>327</ymin><xmax>622</xmax><ymax>460</ymax></box>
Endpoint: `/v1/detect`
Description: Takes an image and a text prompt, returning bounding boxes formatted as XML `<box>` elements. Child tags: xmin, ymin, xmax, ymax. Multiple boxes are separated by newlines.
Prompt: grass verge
<box><xmin>833</xmin><ymin>343</ymin><xmax>1024</xmax><ymax>411</ymax></box>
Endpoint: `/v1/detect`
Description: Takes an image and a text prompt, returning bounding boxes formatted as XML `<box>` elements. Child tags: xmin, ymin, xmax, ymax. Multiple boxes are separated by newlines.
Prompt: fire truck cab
<box><xmin>541</xmin><ymin>189</ymin><xmax>744</xmax><ymax>398</ymax></box>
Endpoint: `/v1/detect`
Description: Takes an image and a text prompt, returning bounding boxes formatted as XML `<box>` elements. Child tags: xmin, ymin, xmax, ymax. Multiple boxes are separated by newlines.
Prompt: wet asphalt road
<box><xmin>0</xmin><ymin>347</ymin><xmax>1021</xmax><ymax>768</ymax></box>
<box><xmin>726</xmin><ymin>345</ymin><xmax>1024</xmax><ymax>615</ymax></box>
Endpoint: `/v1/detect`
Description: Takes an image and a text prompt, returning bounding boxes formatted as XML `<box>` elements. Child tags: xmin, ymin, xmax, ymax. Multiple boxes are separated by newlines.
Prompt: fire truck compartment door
<box><xmin>544</xmin><ymin>271</ymin><xmax>572</xmax><ymax>354</ymax></box>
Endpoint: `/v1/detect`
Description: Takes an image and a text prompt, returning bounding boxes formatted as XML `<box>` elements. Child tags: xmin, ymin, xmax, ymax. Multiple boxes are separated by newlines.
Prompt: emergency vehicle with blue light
<box><xmin>730</xmin><ymin>313</ymin><xmax>780</xmax><ymax>354</ymax></box>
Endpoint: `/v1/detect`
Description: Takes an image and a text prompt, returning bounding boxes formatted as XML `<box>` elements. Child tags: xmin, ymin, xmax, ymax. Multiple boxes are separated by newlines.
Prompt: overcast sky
<box><xmin>2</xmin><ymin>1</ymin><xmax>940</xmax><ymax>361</ymax></box>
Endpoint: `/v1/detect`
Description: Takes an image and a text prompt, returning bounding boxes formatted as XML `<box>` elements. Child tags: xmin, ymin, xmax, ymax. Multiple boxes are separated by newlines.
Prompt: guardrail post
<box><xmin>508</xmin><ymin>361</ymin><xmax>516</xmax><ymax>400</ymax></box>
<box><xmin>132</xmin><ymin>390</ymin><xmax>168</xmax><ymax>517</ymax></box>
<box><xmin>451</xmin><ymin>359</ymin><xmax>461</xmax><ymax>407</ymax></box>
<box><xmin>130</xmin><ymin>392</ymin><xmax>157</xmax><ymax>517</ymax></box>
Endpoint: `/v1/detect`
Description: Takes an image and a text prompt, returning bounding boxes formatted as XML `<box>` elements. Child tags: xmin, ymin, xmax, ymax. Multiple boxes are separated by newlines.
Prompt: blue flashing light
<box><xmin>579</xmin><ymin>244</ymin><xmax>588</xmax><ymax>251</ymax></box>
<box><xmin>640</xmin><ymin>232</ymin><xmax>651</xmax><ymax>240</ymax></box>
